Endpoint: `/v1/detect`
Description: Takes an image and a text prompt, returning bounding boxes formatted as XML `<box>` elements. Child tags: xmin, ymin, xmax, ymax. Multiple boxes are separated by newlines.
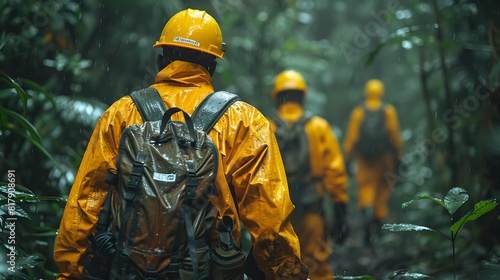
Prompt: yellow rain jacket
<box><xmin>270</xmin><ymin>103</ymin><xmax>348</xmax><ymax>204</ymax></box>
<box><xmin>269</xmin><ymin>103</ymin><xmax>348</xmax><ymax>280</ymax></box>
<box><xmin>54</xmin><ymin>61</ymin><xmax>307</xmax><ymax>279</ymax></box>
<box><xmin>343</xmin><ymin>97</ymin><xmax>403</xmax><ymax>219</ymax></box>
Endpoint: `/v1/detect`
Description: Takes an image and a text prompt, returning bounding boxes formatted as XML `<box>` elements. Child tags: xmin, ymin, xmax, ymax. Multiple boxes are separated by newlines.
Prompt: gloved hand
<box><xmin>331</xmin><ymin>202</ymin><xmax>349</xmax><ymax>245</ymax></box>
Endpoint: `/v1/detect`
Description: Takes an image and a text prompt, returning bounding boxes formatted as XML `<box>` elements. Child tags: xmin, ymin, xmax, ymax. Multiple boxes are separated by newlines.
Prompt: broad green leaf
<box><xmin>382</xmin><ymin>223</ymin><xmax>436</xmax><ymax>233</ymax></box>
<box><xmin>0</xmin><ymin>183</ymin><xmax>35</xmax><ymax>196</ymax></box>
<box><xmin>29</xmin><ymin>231</ymin><xmax>58</xmax><ymax>237</ymax></box>
<box><xmin>450</xmin><ymin>199</ymin><xmax>499</xmax><ymax>236</ymax></box>
<box><xmin>335</xmin><ymin>276</ymin><xmax>376</xmax><ymax>280</ymax></box>
<box><xmin>8</xmin><ymin>183</ymin><xmax>35</xmax><ymax>194</ymax></box>
<box><xmin>0</xmin><ymin>194</ymin><xmax>40</xmax><ymax>205</ymax></box>
<box><xmin>0</xmin><ymin>201</ymin><xmax>30</xmax><ymax>219</ymax></box>
<box><xmin>402</xmin><ymin>194</ymin><xmax>446</xmax><ymax>210</ymax></box>
<box><xmin>13</xmin><ymin>254</ymin><xmax>46</xmax><ymax>273</ymax></box>
<box><xmin>444</xmin><ymin>187</ymin><xmax>469</xmax><ymax>215</ymax></box>
<box><xmin>0</xmin><ymin>184</ymin><xmax>63</xmax><ymax>205</ymax></box>
<box><xmin>388</xmin><ymin>269</ymin><xmax>436</xmax><ymax>279</ymax></box>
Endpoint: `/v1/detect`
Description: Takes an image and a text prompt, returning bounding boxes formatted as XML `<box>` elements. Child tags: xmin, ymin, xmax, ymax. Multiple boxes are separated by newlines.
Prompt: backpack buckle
<box><xmin>126</xmin><ymin>153</ymin><xmax>148</xmax><ymax>194</ymax></box>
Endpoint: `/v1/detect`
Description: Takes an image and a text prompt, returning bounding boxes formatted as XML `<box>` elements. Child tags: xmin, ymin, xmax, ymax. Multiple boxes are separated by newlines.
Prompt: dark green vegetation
<box><xmin>383</xmin><ymin>187</ymin><xmax>498</xmax><ymax>279</ymax></box>
<box><xmin>1</xmin><ymin>0</ymin><xmax>499</xmax><ymax>279</ymax></box>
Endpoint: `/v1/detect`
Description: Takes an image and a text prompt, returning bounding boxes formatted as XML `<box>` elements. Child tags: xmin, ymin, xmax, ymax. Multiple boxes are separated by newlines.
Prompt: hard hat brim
<box><xmin>153</xmin><ymin>42</ymin><xmax>224</xmax><ymax>60</ymax></box>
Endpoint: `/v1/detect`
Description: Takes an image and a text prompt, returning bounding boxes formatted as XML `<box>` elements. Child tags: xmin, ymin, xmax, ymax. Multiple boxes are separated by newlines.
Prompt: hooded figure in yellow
<box><xmin>269</xmin><ymin>70</ymin><xmax>349</xmax><ymax>280</ymax></box>
<box><xmin>53</xmin><ymin>9</ymin><xmax>309</xmax><ymax>280</ymax></box>
<box><xmin>343</xmin><ymin>79</ymin><xmax>403</xmax><ymax>244</ymax></box>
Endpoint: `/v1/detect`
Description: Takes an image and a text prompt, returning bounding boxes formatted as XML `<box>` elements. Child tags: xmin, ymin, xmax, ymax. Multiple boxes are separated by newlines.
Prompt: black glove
<box><xmin>331</xmin><ymin>202</ymin><xmax>349</xmax><ymax>245</ymax></box>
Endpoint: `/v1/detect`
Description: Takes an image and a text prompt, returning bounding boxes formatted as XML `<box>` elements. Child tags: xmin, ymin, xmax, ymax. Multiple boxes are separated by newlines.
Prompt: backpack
<box><xmin>355</xmin><ymin>104</ymin><xmax>393</xmax><ymax>158</ymax></box>
<box><xmin>82</xmin><ymin>88</ymin><xmax>244</xmax><ymax>280</ymax></box>
<box><xmin>271</xmin><ymin>112</ymin><xmax>317</xmax><ymax>208</ymax></box>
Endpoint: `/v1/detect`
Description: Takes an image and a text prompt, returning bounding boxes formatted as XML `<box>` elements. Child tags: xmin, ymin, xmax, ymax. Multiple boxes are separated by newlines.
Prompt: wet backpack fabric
<box><xmin>356</xmin><ymin>104</ymin><xmax>393</xmax><ymax>159</ymax></box>
<box><xmin>271</xmin><ymin>112</ymin><xmax>317</xmax><ymax>208</ymax></box>
<box><xmin>84</xmin><ymin>88</ymin><xmax>242</xmax><ymax>280</ymax></box>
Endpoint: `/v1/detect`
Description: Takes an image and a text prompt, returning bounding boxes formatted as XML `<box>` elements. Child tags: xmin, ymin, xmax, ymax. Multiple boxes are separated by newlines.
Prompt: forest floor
<box><xmin>328</xmin><ymin>204</ymin><xmax>500</xmax><ymax>280</ymax></box>
<box><xmin>329</xmin><ymin>206</ymin><xmax>399</xmax><ymax>280</ymax></box>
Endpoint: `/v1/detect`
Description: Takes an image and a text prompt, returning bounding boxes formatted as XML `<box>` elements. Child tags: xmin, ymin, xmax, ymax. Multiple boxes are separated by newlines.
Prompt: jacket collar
<box><xmin>154</xmin><ymin>60</ymin><xmax>212</xmax><ymax>87</ymax></box>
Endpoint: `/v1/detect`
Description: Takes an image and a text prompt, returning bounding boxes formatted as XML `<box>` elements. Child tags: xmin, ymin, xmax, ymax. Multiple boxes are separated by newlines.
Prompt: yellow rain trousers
<box><xmin>53</xmin><ymin>61</ymin><xmax>308</xmax><ymax>279</ymax></box>
<box><xmin>270</xmin><ymin>103</ymin><xmax>349</xmax><ymax>280</ymax></box>
<box><xmin>343</xmin><ymin>98</ymin><xmax>403</xmax><ymax>220</ymax></box>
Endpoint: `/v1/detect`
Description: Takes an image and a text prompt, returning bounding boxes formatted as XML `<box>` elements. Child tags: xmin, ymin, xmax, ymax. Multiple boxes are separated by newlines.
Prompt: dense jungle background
<box><xmin>1</xmin><ymin>0</ymin><xmax>500</xmax><ymax>279</ymax></box>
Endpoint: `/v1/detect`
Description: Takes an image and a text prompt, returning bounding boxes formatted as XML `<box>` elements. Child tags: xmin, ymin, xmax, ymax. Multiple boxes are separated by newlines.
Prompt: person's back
<box><xmin>343</xmin><ymin>79</ymin><xmax>403</xmax><ymax>245</ymax></box>
<box><xmin>53</xmin><ymin>9</ymin><xmax>309</xmax><ymax>280</ymax></box>
<box><xmin>269</xmin><ymin>70</ymin><xmax>349</xmax><ymax>280</ymax></box>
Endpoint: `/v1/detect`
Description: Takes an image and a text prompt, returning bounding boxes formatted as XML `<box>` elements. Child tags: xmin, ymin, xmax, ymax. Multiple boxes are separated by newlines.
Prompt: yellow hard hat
<box><xmin>153</xmin><ymin>9</ymin><xmax>224</xmax><ymax>60</ymax></box>
<box><xmin>364</xmin><ymin>79</ymin><xmax>384</xmax><ymax>97</ymax></box>
<box><xmin>272</xmin><ymin>70</ymin><xmax>308</xmax><ymax>100</ymax></box>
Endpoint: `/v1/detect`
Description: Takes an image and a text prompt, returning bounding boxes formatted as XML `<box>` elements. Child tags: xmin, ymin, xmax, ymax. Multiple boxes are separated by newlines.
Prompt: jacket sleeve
<box><xmin>384</xmin><ymin>104</ymin><xmax>404</xmax><ymax>158</ymax></box>
<box><xmin>306</xmin><ymin>117</ymin><xmax>349</xmax><ymax>204</ymax></box>
<box><xmin>342</xmin><ymin>107</ymin><xmax>364</xmax><ymax>161</ymax></box>
<box><xmin>53</xmin><ymin>104</ymin><xmax>126</xmax><ymax>279</ymax></box>
<box><xmin>223</xmin><ymin>105</ymin><xmax>309</xmax><ymax>279</ymax></box>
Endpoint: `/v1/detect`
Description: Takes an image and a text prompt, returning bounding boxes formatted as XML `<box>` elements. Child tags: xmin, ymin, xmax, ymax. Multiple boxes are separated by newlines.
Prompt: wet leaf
<box><xmin>0</xmin><ymin>106</ymin><xmax>42</xmax><ymax>143</ymax></box>
<box><xmin>0</xmin><ymin>193</ymin><xmax>30</xmax><ymax>220</ymax></box>
<box><xmin>402</xmin><ymin>194</ymin><xmax>445</xmax><ymax>210</ymax></box>
<box><xmin>450</xmin><ymin>199</ymin><xmax>499</xmax><ymax>236</ymax></box>
<box><xmin>388</xmin><ymin>269</ymin><xmax>437</xmax><ymax>279</ymax></box>
<box><xmin>382</xmin><ymin>223</ymin><xmax>436</xmax><ymax>232</ymax></box>
<box><xmin>0</xmin><ymin>72</ymin><xmax>28</xmax><ymax>114</ymax></box>
<box><xmin>444</xmin><ymin>187</ymin><xmax>469</xmax><ymax>215</ymax></box>
<box><xmin>335</xmin><ymin>275</ymin><xmax>376</xmax><ymax>280</ymax></box>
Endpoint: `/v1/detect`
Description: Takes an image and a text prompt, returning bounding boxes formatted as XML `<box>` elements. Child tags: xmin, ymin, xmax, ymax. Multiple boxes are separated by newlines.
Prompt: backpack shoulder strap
<box><xmin>191</xmin><ymin>91</ymin><xmax>241</xmax><ymax>133</ymax></box>
<box><xmin>191</xmin><ymin>90</ymin><xmax>241</xmax><ymax>214</ymax></box>
<box><xmin>130</xmin><ymin>87</ymin><xmax>167</xmax><ymax>122</ymax></box>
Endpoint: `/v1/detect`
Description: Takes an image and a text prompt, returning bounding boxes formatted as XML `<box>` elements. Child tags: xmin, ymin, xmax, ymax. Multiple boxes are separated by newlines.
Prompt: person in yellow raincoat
<box><xmin>268</xmin><ymin>70</ymin><xmax>349</xmax><ymax>280</ymax></box>
<box><xmin>343</xmin><ymin>79</ymin><xmax>403</xmax><ymax>245</ymax></box>
<box><xmin>53</xmin><ymin>9</ymin><xmax>309</xmax><ymax>280</ymax></box>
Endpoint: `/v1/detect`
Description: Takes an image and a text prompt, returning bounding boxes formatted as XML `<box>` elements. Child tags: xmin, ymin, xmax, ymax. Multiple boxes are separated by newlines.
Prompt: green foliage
<box><xmin>388</xmin><ymin>269</ymin><xmax>437</xmax><ymax>279</ymax></box>
<box><xmin>0</xmin><ymin>73</ymin><xmax>54</xmax><ymax>163</ymax></box>
<box><xmin>450</xmin><ymin>199</ymin><xmax>499</xmax><ymax>237</ymax></box>
<box><xmin>383</xmin><ymin>187</ymin><xmax>499</xmax><ymax>279</ymax></box>
<box><xmin>0</xmin><ymin>70</ymin><xmax>106</xmax><ymax>278</ymax></box>
<box><xmin>0</xmin><ymin>183</ymin><xmax>60</xmax><ymax>279</ymax></box>
<box><xmin>335</xmin><ymin>276</ymin><xmax>376</xmax><ymax>280</ymax></box>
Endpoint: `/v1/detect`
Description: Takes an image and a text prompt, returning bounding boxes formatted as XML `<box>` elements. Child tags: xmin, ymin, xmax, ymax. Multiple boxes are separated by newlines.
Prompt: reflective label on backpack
<box><xmin>153</xmin><ymin>172</ymin><xmax>176</xmax><ymax>182</ymax></box>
